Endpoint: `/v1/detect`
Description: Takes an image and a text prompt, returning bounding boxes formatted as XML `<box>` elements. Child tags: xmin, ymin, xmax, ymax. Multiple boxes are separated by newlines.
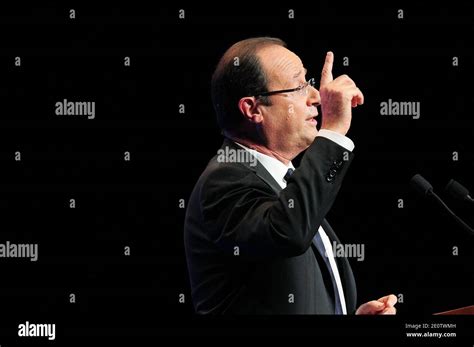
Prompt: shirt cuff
<box><xmin>317</xmin><ymin>129</ymin><xmax>355</xmax><ymax>152</ymax></box>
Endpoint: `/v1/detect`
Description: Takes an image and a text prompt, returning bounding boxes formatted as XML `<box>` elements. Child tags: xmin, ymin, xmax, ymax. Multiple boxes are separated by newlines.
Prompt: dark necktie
<box><xmin>284</xmin><ymin>167</ymin><xmax>343</xmax><ymax>314</ymax></box>
<box><xmin>284</xmin><ymin>168</ymin><xmax>294</xmax><ymax>182</ymax></box>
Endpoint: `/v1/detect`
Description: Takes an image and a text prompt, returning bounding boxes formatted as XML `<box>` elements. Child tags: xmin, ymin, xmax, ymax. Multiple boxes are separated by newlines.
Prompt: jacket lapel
<box><xmin>220</xmin><ymin>138</ymin><xmax>282</xmax><ymax>194</ymax></box>
<box><xmin>321</xmin><ymin>220</ymin><xmax>357</xmax><ymax>313</ymax></box>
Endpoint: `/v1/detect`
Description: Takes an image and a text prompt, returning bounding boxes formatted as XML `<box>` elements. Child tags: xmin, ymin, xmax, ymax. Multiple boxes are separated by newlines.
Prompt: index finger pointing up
<box><xmin>320</xmin><ymin>51</ymin><xmax>334</xmax><ymax>87</ymax></box>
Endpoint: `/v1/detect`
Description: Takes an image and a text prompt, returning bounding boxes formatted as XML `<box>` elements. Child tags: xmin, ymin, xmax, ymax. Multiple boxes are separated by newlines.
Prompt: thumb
<box><xmin>320</xmin><ymin>51</ymin><xmax>334</xmax><ymax>87</ymax></box>
<box><xmin>378</xmin><ymin>294</ymin><xmax>398</xmax><ymax>307</ymax></box>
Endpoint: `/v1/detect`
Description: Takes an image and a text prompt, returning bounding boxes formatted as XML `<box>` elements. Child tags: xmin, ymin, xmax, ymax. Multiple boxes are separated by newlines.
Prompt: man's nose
<box><xmin>307</xmin><ymin>86</ymin><xmax>321</xmax><ymax>107</ymax></box>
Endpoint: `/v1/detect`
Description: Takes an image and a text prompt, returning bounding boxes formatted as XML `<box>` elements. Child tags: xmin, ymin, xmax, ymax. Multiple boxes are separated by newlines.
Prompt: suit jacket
<box><xmin>184</xmin><ymin>136</ymin><xmax>357</xmax><ymax>314</ymax></box>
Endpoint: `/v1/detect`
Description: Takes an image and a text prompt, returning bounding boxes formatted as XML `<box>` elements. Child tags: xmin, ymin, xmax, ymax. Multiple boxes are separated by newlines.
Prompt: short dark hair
<box><xmin>211</xmin><ymin>37</ymin><xmax>286</xmax><ymax>136</ymax></box>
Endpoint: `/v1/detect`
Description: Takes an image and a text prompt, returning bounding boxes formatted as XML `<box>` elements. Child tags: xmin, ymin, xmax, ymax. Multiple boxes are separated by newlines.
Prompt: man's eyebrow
<box><xmin>293</xmin><ymin>67</ymin><xmax>307</xmax><ymax>79</ymax></box>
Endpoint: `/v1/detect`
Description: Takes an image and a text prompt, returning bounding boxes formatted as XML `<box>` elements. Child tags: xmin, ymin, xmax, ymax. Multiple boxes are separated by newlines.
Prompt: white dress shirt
<box><xmin>235</xmin><ymin>129</ymin><xmax>353</xmax><ymax>314</ymax></box>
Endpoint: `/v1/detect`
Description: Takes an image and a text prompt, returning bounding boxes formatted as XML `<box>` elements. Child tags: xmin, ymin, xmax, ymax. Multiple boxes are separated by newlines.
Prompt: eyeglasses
<box><xmin>254</xmin><ymin>78</ymin><xmax>316</xmax><ymax>98</ymax></box>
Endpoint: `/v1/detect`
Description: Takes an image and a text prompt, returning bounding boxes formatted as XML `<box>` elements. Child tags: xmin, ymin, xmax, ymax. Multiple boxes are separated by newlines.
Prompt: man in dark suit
<box><xmin>184</xmin><ymin>37</ymin><xmax>397</xmax><ymax>314</ymax></box>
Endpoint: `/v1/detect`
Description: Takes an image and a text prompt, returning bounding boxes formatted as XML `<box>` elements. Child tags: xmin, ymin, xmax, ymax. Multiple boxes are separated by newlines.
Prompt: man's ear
<box><xmin>238</xmin><ymin>97</ymin><xmax>264</xmax><ymax>124</ymax></box>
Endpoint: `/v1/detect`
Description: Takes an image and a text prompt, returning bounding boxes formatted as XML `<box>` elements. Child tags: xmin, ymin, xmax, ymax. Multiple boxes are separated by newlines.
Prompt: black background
<box><xmin>0</xmin><ymin>3</ymin><xmax>472</xmax><ymax>344</ymax></box>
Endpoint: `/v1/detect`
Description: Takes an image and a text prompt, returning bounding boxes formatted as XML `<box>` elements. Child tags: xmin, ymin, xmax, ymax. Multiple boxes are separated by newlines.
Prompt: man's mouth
<box><xmin>306</xmin><ymin>115</ymin><xmax>318</xmax><ymax>126</ymax></box>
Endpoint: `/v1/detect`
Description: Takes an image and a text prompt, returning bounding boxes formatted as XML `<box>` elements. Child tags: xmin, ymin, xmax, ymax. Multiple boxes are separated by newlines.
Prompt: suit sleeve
<box><xmin>200</xmin><ymin>136</ymin><xmax>354</xmax><ymax>259</ymax></box>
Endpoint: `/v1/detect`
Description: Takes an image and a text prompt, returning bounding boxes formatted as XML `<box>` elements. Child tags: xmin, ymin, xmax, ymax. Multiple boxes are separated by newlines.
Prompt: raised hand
<box><xmin>319</xmin><ymin>52</ymin><xmax>364</xmax><ymax>135</ymax></box>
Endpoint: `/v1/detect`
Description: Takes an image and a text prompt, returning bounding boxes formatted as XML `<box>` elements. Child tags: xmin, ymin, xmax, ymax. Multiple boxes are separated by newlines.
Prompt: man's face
<box><xmin>257</xmin><ymin>45</ymin><xmax>320</xmax><ymax>153</ymax></box>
